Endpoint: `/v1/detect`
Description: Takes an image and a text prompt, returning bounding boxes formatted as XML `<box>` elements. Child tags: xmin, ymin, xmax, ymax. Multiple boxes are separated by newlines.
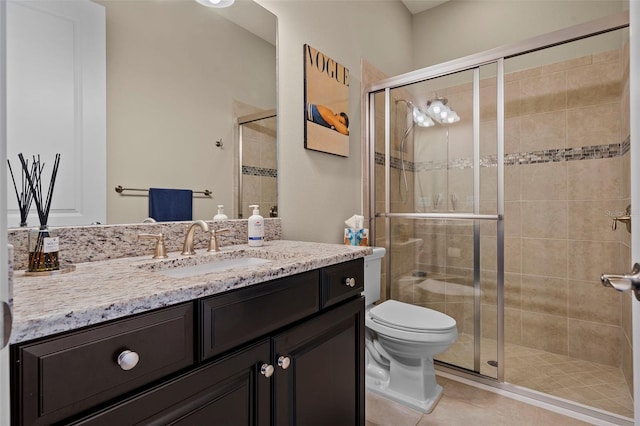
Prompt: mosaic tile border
<box><xmin>375</xmin><ymin>137</ymin><xmax>630</xmax><ymax>172</ymax></box>
<box><xmin>242</xmin><ymin>165</ymin><xmax>277</xmax><ymax>178</ymax></box>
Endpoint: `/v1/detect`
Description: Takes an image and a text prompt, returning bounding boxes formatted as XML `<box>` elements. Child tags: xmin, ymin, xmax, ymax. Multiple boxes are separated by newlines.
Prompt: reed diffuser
<box><xmin>18</xmin><ymin>153</ymin><xmax>62</xmax><ymax>272</ymax></box>
<box><xmin>7</xmin><ymin>156</ymin><xmax>37</xmax><ymax>227</ymax></box>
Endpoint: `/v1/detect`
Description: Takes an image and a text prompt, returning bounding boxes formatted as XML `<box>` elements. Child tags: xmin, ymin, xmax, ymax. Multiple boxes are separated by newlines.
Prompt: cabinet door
<box><xmin>72</xmin><ymin>339</ymin><xmax>271</xmax><ymax>426</ymax></box>
<box><xmin>272</xmin><ymin>297</ymin><xmax>365</xmax><ymax>426</ymax></box>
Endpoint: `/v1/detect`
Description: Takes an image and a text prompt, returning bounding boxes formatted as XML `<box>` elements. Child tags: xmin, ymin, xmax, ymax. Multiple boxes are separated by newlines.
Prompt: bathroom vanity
<box><xmin>8</xmin><ymin>241</ymin><xmax>369</xmax><ymax>425</ymax></box>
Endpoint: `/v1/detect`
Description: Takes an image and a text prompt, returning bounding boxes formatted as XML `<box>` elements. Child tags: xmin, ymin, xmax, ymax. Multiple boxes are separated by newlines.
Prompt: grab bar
<box><xmin>115</xmin><ymin>185</ymin><xmax>212</xmax><ymax>197</ymax></box>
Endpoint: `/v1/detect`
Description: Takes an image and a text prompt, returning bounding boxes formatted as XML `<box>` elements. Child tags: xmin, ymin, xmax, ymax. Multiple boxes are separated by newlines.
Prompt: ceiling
<box><xmin>400</xmin><ymin>0</ymin><xmax>449</xmax><ymax>15</ymax></box>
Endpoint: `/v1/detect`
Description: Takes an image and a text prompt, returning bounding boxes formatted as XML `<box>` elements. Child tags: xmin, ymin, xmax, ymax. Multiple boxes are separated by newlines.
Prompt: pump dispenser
<box><xmin>213</xmin><ymin>205</ymin><xmax>228</xmax><ymax>220</ymax></box>
<box><xmin>248</xmin><ymin>205</ymin><xmax>264</xmax><ymax>247</ymax></box>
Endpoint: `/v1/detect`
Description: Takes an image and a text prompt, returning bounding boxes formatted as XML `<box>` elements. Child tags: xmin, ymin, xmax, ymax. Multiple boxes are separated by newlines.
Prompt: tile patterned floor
<box><xmin>366</xmin><ymin>376</ymin><xmax>593</xmax><ymax>426</ymax></box>
<box><xmin>436</xmin><ymin>334</ymin><xmax>634</xmax><ymax>418</ymax></box>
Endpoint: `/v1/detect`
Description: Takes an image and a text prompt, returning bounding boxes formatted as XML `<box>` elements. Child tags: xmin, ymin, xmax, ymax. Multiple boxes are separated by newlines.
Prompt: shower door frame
<box><xmin>363</xmin><ymin>11</ymin><xmax>631</xmax><ymax>424</ymax></box>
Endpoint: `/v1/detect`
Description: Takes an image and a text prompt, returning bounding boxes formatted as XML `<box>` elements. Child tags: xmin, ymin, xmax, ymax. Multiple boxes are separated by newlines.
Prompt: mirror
<box><xmin>6</xmin><ymin>0</ymin><xmax>277</xmax><ymax>227</ymax></box>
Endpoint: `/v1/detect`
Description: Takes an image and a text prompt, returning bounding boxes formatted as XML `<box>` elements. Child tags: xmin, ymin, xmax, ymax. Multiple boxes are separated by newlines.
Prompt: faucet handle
<box><xmin>208</xmin><ymin>228</ymin><xmax>230</xmax><ymax>252</ymax></box>
<box><xmin>138</xmin><ymin>233</ymin><xmax>168</xmax><ymax>259</ymax></box>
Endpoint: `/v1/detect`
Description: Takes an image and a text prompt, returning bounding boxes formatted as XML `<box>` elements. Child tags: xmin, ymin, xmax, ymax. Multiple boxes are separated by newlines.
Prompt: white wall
<box><xmin>258</xmin><ymin>0</ymin><xmax>413</xmax><ymax>243</ymax></box>
<box><xmin>412</xmin><ymin>0</ymin><xmax>627</xmax><ymax>68</ymax></box>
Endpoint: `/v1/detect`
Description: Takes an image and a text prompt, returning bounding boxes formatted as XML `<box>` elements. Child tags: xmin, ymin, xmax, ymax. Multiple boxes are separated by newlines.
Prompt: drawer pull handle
<box><xmin>344</xmin><ymin>277</ymin><xmax>356</xmax><ymax>288</ymax></box>
<box><xmin>117</xmin><ymin>350</ymin><xmax>140</xmax><ymax>371</ymax></box>
<box><xmin>260</xmin><ymin>363</ymin><xmax>274</xmax><ymax>378</ymax></box>
<box><xmin>278</xmin><ymin>355</ymin><xmax>291</xmax><ymax>370</ymax></box>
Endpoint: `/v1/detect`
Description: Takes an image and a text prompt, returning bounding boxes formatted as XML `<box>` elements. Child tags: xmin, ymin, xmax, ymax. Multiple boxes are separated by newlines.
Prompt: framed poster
<box><xmin>303</xmin><ymin>44</ymin><xmax>350</xmax><ymax>157</ymax></box>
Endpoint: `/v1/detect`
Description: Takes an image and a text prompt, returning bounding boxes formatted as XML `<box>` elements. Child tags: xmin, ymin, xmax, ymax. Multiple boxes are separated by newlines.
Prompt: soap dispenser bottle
<box><xmin>213</xmin><ymin>205</ymin><xmax>228</xmax><ymax>220</ymax></box>
<box><xmin>248</xmin><ymin>204</ymin><xmax>264</xmax><ymax>247</ymax></box>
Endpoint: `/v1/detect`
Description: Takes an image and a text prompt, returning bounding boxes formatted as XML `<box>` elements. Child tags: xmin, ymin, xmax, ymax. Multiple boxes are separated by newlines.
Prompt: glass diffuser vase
<box><xmin>28</xmin><ymin>226</ymin><xmax>60</xmax><ymax>272</ymax></box>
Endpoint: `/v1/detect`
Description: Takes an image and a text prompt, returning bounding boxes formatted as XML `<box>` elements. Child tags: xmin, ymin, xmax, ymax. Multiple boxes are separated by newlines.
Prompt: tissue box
<box><xmin>344</xmin><ymin>228</ymin><xmax>368</xmax><ymax>246</ymax></box>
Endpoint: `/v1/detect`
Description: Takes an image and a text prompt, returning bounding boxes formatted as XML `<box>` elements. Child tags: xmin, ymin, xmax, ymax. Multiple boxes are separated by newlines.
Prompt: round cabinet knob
<box><xmin>278</xmin><ymin>355</ymin><xmax>291</xmax><ymax>370</ymax></box>
<box><xmin>344</xmin><ymin>277</ymin><xmax>356</xmax><ymax>288</ymax></box>
<box><xmin>117</xmin><ymin>350</ymin><xmax>140</xmax><ymax>371</ymax></box>
<box><xmin>260</xmin><ymin>363</ymin><xmax>274</xmax><ymax>378</ymax></box>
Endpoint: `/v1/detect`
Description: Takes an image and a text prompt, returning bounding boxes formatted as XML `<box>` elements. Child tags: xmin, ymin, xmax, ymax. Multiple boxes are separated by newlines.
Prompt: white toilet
<box><xmin>363</xmin><ymin>247</ymin><xmax>458</xmax><ymax>413</ymax></box>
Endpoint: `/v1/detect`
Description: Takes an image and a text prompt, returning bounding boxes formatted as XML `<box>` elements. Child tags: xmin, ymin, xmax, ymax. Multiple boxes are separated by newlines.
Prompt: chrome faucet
<box><xmin>181</xmin><ymin>220</ymin><xmax>210</xmax><ymax>255</ymax></box>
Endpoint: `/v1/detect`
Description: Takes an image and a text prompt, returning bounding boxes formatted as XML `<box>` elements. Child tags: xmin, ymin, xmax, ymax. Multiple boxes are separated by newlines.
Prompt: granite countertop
<box><xmin>11</xmin><ymin>240</ymin><xmax>371</xmax><ymax>345</ymax></box>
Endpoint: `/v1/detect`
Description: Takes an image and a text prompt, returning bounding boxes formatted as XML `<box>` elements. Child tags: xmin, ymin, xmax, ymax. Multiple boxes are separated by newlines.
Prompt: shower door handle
<box><xmin>601</xmin><ymin>263</ymin><xmax>640</xmax><ymax>301</ymax></box>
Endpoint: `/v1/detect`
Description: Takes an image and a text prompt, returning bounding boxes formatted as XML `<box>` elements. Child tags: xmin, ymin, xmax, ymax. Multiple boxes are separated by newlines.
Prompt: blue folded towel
<box><xmin>149</xmin><ymin>188</ymin><xmax>193</xmax><ymax>222</ymax></box>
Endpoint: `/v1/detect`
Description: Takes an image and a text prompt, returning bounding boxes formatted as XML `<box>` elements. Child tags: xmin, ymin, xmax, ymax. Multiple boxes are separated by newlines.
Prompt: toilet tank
<box><xmin>363</xmin><ymin>247</ymin><xmax>386</xmax><ymax>304</ymax></box>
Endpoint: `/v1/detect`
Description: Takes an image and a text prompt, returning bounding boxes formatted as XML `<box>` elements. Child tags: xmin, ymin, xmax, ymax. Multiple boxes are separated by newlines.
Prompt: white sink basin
<box><xmin>156</xmin><ymin>257</ymin><xmax>272</xmax><ymax>278</ymax></box>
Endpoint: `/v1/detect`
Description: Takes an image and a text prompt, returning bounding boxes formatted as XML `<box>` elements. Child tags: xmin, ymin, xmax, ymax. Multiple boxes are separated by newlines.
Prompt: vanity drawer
<box><xmin>321</xmin><ymin>258</ymin><xmax>364</xmax><ymax>308</ymax></box>
<box><xmin>14</xmin><ymin>303</ymin><xmax>194</xmax><ymax>426</ymax></box>
<box><xmin>200</xmin><ymin>271</ymin><xmax>319</xmax><ymax>360</ymax></box>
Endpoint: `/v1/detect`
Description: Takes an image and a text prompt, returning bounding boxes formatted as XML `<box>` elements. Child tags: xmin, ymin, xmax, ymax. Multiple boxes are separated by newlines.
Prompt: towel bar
<box><xmin>115</xmin><ymin>185</ymin><xmax>212</xmax><ymax>197</ymax></box>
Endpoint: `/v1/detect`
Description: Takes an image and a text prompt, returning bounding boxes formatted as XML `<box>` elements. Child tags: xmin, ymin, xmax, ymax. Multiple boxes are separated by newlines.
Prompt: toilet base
<box><xmin>366</xmin><ymin>377</ymin><xmax>444</xmax><ymax>414</ymax></box>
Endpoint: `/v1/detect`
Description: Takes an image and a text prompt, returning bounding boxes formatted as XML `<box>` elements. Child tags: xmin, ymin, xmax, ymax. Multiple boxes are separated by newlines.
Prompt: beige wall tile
<box><xmin>567</xmin><ymin>157</ymin><xmax>621</xmax><ymax>201</ymax></box>
<box><xmin>622</xmin><ymin>292</ymin><xmax>632</xmax><ymax>345</ymax></box>
<box><xmin>522</xmin><ymin>238</ymin><xmax>567</xmax><ymax>278</ymax></box>
<box><xmin>521</xmin><ymin>200</ymin><xmax>567</xmax><ymax>239</ymax></box>
<box><xmin>504</xmin><ymin>201</ymin><xmax>521</xmax><ymax>238</ymax></box>
<box><xmin>520</xmin><ymin>72</ymin><xmax>567</xmax><ymax>116</ymax></box>
<box><xmin>504</xmin><ymin>80</ymin><xmax>521</xmax><ymax>119</ymax></box>
<box><xmin>568</xmin><ymin>200</ymin><xmax>620</xmax><ymax>242</ymax></box>
<box><xmin>261</xmin><ymin>176</ymin><xmax>276</xmax><ymax>202</ymax></box>
<box><xmin>480</xmin><ymin>83</ymin><xmax>497</xmax><ymax>122</ymax></box>
<box><xmin>568</xmin><ymin>319</ymin><xmax>622</xmax><ymax>366</ymax></box>
<box><xmin>567</xmin><ymin>240</ymin><xmax>622</xmax><ymax>283</ymax></box>
<box><xmin>521</xmin><ymin>163</ymin><xmax>567</xmax><ymax>201</ymax></box>
<box><xmin>541</xmin><ymin>55</ymin><xmax>592</xmax><ymax>74</ymax></box>
<box><xmin>504</xmin><ymin>116</ymin><xmax>521</xmax><ymax>154</ymax></box>
<box><xmin>479</xmin><ymin>167</ymin><xmax>498</xmax><ymax>204</ymax></box>
<box><xmin>567</xmin><ymin>61</ymin><xmax>623</xmax><ymax>109</ymax></box>
<box><xmin>521</xmin><ymin>275</ymin><xmax>567</xmax><ymax>316</ymax></box>
<box><xmin>504</xmin><ymin>166</ymin><xmax>521</xmax><ymax>202</ymax></box>
<box><xmin>503</xmin><ymin>237</ymin><xmax>522</xmax><ymax>274</ymax></box>
<box><xmin>621</xmin><ymin>152</ymin><xmax>630</xmax><ymax>200</ymax></box>
<box><xmin>479</xmin><ymin>119</ymin><xmax>497</xmax><ymax>157</ymax></box>
<box><xmin>567</xmin><ymin>279</ymin><xmax>621</xmax><ymax>326</ymax></box>
<box><xmin>414</xmin><ymin>277</ymin><xmax>446</xmax><ymax>304</ymax></box>
<box><xmin>505</xmin><ymin>307</ymin><xmax>522</xmax><ymax>345</ymax></box>
<box><xmin>447</xmin><ymin>234</ymin><xmax>474</xmax><ymax>269</ymax></box>
<box><xmin>481</xmin><ymin>304</ymin><xmax>497</xmax><ymax>339</ymax></box>
<box><xmin>504</xmin><ymin>272</ymin><xmax>522</xmax><ymax>310</ymax></box>
<box><xmin>566</xmin><ymin>103</ymin><xmax>620</xmax><ymax>148</ymax></box>
<box><xmin>520</xmin><ymin>110</ymin><xmax>566</xmax><ymax>152</ymax></box>
<box><xmin>522</xmin><ymin>311</ymin><xmax>568</xmax><ymax>355</ymax></box>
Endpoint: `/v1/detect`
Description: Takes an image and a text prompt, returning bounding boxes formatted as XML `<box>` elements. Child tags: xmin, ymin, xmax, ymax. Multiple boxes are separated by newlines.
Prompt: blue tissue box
<box><xmin>344</xmin><ymin>228</ymin><xmax>368</xmax><ymax>246</ymax></box>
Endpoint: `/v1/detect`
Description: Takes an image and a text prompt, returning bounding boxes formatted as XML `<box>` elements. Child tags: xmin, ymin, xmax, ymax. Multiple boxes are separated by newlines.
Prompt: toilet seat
<box><xmin>366</xmin><ymin>300</ymin><xmax>457</xmax><ymax>344</ymax></box>
<box><xmin>369</xmin><ymin>300</ymin><xmax>456</xmax><ymax>333</ymax></box>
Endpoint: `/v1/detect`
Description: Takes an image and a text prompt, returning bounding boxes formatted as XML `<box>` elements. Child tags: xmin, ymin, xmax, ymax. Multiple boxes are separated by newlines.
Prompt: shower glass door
<box><xmin>367</xmin><ymin>12</ymin><xmax>632</xmax><ymax>422</ymax></box>
<box><xmin>372</xmin><ymin>64</ymin><xmax>501</xmax><ymax>379</ymax></box>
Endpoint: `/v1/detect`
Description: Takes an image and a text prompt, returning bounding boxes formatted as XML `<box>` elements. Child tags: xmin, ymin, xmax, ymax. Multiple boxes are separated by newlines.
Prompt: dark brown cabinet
<box><xmin>273</xmin><ymin>297</ymin><xmax>364</xmax><ymax>426</ymax></box>
<box><xmin>73</xmin><ymin>339</ymin><xmax>271</xmax><ymax>425</ymax></box>
<box><xmin>11</xmin><ymin>259</ymin><xmax>365</xmax><ymax>425</ymax></box>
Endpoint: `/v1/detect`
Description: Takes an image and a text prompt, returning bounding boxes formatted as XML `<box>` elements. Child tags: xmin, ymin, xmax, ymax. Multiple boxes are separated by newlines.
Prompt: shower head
<box><xmin>396</xmin><ymin>99</ymin><xmax>434</xmax><ymax>128</ymax></box>
<box><xmin>426</xmin><ymin>97</ymin><xmax>460</xmax><ymax>124</ymax></box>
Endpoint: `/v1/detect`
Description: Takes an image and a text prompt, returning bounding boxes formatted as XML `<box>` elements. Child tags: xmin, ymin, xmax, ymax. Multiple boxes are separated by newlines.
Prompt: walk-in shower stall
<box><xmin>237</xmin><ymin>110</ymin><xmax>277</xmax><ymax>219</ymax></box>
<box><xmin>365</xmin><ymin>12</ymin><xmax>632</xmax><ymax>423</ymax></box>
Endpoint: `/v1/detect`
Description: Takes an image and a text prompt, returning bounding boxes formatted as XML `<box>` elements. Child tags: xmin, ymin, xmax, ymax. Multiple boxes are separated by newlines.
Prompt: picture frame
<box><xmin>303</xmin><ymin>44</ymin><xmax>350</xmax><ymax>157</ymax></box>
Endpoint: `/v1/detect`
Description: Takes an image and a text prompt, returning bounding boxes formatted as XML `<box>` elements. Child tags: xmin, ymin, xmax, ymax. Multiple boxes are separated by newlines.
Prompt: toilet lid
<box><xmin>369</xmin><ymin>300</ymin><xmax>456</xmax><ymax>333</ymax></box>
